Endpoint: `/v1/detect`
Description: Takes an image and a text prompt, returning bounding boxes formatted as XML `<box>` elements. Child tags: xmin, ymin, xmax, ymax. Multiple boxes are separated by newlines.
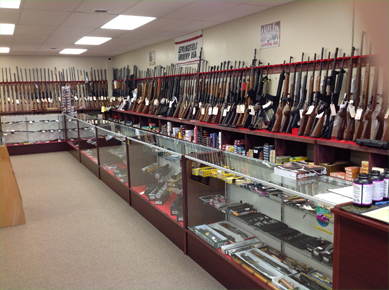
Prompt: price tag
<box><xmin>169</xmin><ymin>100</ymin><xmax>173</xmax><ymax>108</ymax></box>
<box><xmin>330</xmin><ymin>103</ymin><xmax>337</xmax><ymax>116</ymax></box>
<box><xmin>192</xmin><ymin>107</ymin><xmax>196</xmax><ymax>115</ymax></box>
<box><xmin>236</xmin><ymin>105</ymin><xmax>239</xmax><ymax>113</ymax></box>
<box><xmin>306</xmin><ymin>105</ymin><xmax>315</xmax><ymax>115</ymax></box>
<box><xmin>212</xmin><ymin>107</ymin><xmax>218</xmax><ymax>115</ymax></box>
<box><xmin>299</xmin><ymin>109</ymin><xmax>304</xmax><ymax>119</ymax></box>
<box><xmin>263</xmin><ymin>101</ymin><xmax>272</xmax><ymax>109</ymax></box>
<box><xmin>316</xmin><ymin>111</ymin><xmax>324</xmax><ymax>118</ymax></box>
<box><xmin>160</xmin><ymin>98</ymin><xmax>165</xmax><ymax>104</ymax></box>
<box><xmin>199</xmin><ymin>102</ymin><xmax>202</xmax><ymax>107</ymax></box>
<box><xmin>227</xmin><ymin>105</ymin><xmax>231</xmax><ymax>112</ymax></box>
<box><xmin>113</xmin><ymin>97</ymin><xmax>116</xmax><ymax>101</ymax></box>
<box><xmin>355</xmin><ymin>108</ymin><xmax>363</xmax><ymax>120</ymax></box>
<box><xmin>37</xmin><ymin>99</ymin><xmax>40</xmax><ymax>103</ymax></box>
<box><xmin>74</xmin><ymin>96</ymin><xmax>78</xmax><ymax>100</ymax></box>
<box><xmin>16</xmin><ymin>99</ymin><xmax>20</xmax><ymax>104</ymax></box>
<box><xmin>48</xmin><ymin>98</ymin><xmax>52</xmax><ymax>103</ymax></box>
<box><xmin>223</xmin><ymin>109</ymin><xmax>227</xmax><ymax>117</ymax></box>
<box><xmin>93</xmin><ymin>96</ymin><xmax>96</xmax><ymax>101</ymax></box>
<box><xmin>249</xmin><ymin>105</ymin><xmax>255</xmax><ymax>115</ymax></box>
<box><xmin>208</xmin><ymin>107</ymin><xmax>212</xmax><ymax>115</ymax></box>
<box><xmin>132</xmin><ymin>89</ymin><xmax>137</xmax><ymax>99</ymax></box>
<box><xmin>241</xmin><ymin>104</ymin><xmax>245</xmax><ymax>112</ymax></box>
<box><xmin>145</xmin><ymin>99</ymin><xmax>149</xmax><ymax>106</ymax></box>
<box><xmin>58</xmin><ymin>97</ymin><xmax>61</xmax><ymax>102</ymax></box>
<box><xmin>154</xmin><ymin>99</ymin><xmax>159</xmax><ymax>106</ymax></box>
<box><xmin>104</xmin><ymin>97</ymin><xmax>107</xmax><ymax>101</ymax></box>
<box><xmin>349</xmin><ymin>105</ymin><xmax>356</xmax><ymax>118</ymax></box>
<box><xmin>201</xmin><ymin>108</ymin><xmax>205</xmax><ymax>115</ymax></box>
<box><xmin>339</xmin><ymin>100</ymin><xmax>347</xmax><ymax>110</ymax></box>
<box><xmin>7</xmin><ymin>98</ymin><xmax>10</xmax><ymax>102</ymax></box>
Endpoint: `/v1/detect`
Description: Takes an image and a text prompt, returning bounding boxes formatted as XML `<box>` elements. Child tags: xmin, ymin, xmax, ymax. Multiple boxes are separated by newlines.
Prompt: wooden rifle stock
<box><xmin>272</xmin><ymin>65</ymin><xmax>290</xmax><ymax>132</ymax></box>
<box><xmin>373</xmin><ymin>90</ymin><xmax>387</xmax><ymax>140</ymax></box>
<box><xmin>361</xmin><ymin>66</ymin><xmax>379</xmax><ymax>139</ymax></box>
<box><xmin>354</xmin><ymin>62</ymin><xmax>371</xmax><ymax>140</ymax></box>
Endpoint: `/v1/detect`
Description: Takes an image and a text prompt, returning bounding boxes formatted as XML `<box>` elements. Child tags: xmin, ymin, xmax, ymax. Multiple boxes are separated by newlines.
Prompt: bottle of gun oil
<box><xmin>382</xmin><ymin>169</ymin><xmax>389</xmax><ymax>201</ymax></box>
<box><xmin>353</xmin><ymin>173</ymin><xmax>373</xmax><ymax>207</ymax></box>
<box><xmin>370</xmin><ymin>170</ymin><xmax>384</xmax><ymax>203</ymax></box>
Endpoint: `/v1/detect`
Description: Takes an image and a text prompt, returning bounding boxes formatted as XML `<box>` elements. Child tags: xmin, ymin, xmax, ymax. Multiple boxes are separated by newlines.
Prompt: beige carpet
<box><xmin>0</xmin><ymin>151</ymin><xmax>225</xmax><ymax>290</ymax></box>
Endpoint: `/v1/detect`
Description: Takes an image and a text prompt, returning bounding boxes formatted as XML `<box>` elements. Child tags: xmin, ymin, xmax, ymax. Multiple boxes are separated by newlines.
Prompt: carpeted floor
<box><xmin>0</xmin><ymin>151</ymin><xmax>225</xmax><ymax>290</ymax></box>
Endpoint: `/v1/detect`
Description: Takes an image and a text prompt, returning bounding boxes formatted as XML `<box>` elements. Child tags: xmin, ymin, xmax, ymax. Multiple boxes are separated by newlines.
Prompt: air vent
<box><xmin>93</xmin><ymin>9</ymin><xmax>110</xmax><ymax>13</ymax></box>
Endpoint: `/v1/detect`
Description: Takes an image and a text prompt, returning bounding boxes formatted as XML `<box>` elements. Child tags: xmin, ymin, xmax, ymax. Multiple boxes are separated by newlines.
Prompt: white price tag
<box><xmin>93</xmin><ymin>96</ymin><xmax>96</xmax><ymax>101</ymax></box>
<box><xmin>212</xmin><ymin>106</ymin><xmax>218</xmax><ymax>115</ymax></box>
<box><xmin>306</xmin><ymin>105</ymin><xmax>315</xmax><ymax>115</ymax></box>
<box><xmin>199</xmin><ymin>102</ymin><xmax>202</xmax><ymax>107</ymax></box>
<box><xmin>201</xmin><ymin>108</ymin><xmax>205</xmax><ymax>115</ymax></box>
<box><xmin>154</xmin><ymin>99</ymin><xmax>159</xmax><ymax>106</ymax></box>
<box><xmin>355</xmin><ymin>108</ymin><xmax>363</xmax><ymax>120</ymax></box>
<box><xmin>263</xmin><ymin>101</ymin><xmax>272</xmax><ymax>109</ymax></box>
<box><xmin>7</xmin><ymin>98</ymin><xmax>10</xmax><ymax>102</ymax></box>
<box><xmin>113</xmin><ymin>97</ymin><xmax>116</xmax><ymax>101</ymax></box>
<box><xmin>192</xmin><ymin>107</ymin><xmax>196</xmax><ymax>115</ymax></box>
<box><xmin>49</xmin><ymin>98</ymin><xmax>52</xmax><ymax>103</ymax></box>
<box><xmin>74</xmin><ymin>96</ymin><xmax>78</xmax><ymax>101</ymax></box>
<box><xmin>227</xmin><ymin>105</ymin><xmax>231</xmax><ymax>112</ymax></box>
<box><xmin>223</xmin><ymin>109</ymin><xmax>227</xmax><ymax>117</ymax></box>
<box><xmin>349</xmin><ymin>105</ymin><xmax>356</xmax><ymax>118</ymax></box>
<box><xmin>299</xmin><ymin>109</ymin><xmax>304</xmax><ymax>119</ymax></box>
<box><xmin>160</xmin><ymin>98</ymin><xmax>165</xmax><ymax>104</ymax></box>
<box><xmin>37</xmin><ymin>99</ymin><xmax>40</xmax><ymax>103</ymax></box>
<box><xmin>351</xmin><ymin>77</ymin><xmax>356</xmax><ymax>93</ymax></box>
<box><xmin>316</xmin><ymin>111</ymin><xmax>324</xmax><ymax>118</ymax></box>
<box><xmin>330</xmin><ymin>103</ymin><xmax>337</xmax><ymax>116</ymax></box>
<box><xmin>145</xmin><ymin>99</ymin><xmax>149</xmax><ymax>106</ymax></box>
<box><xmin>241</xmin><ymin>104</ymin><xmax>245</xmax><ymax>112</ymax></box>
<box><xmin>249</xmin><ymin>105</ymin><xmax>255</xmax><ymax>115</ymax></box>
<box><xmin>104</xmin><ymin>97</ymin><xmax>107</xmax><ymax>101</ymax></box>
<box><xmin>208</xmin><ymin>107</ymin><xmax>213</xmax><ymax>115</ymax></box>
<box><xmin>169</xmin><ymin>100</ymin><xmax>173</xmax><ymax>108</ymax></box>
<box><xmin>16</xmin><ymin>99</ymin><xmax>20</xmax><ymax>104</ymax></box>
<box><xmin>58</xmin><ymin>97</ymin><xmax>61</xmax><ymax>102</ymax></box>
<box><xmin>339</xmin><ymin>100</ymin><xmax>347</xmax><ymax>109</ymax></box>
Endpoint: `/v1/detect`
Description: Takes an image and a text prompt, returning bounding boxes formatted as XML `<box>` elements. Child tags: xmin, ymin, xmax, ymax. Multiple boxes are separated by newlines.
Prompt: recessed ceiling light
<box><xmin>101</xmin><ymin>15</ymin><xmax>156</xmax><ymax>30</ymax></box>
<box><xmin>93</xmin><ymin>9</ymin><xmax>110</xmax><ymax>13</ymax></box>
<box><xmin>0</xmin><ymin>0</ymin><xmax>21</xmax><ymax>9</ymax></box>
<box><xmin>75</xmin><ymin>36</ymin><xmax>111</xmax><ymax>45</ymax></box>
<box><xmin>0</xmin><ymin>47</ymin><xmax>10</xmax><ymax>53</ymax></box>
<box><xmin>0</xmin><ymin>23</ymin><xmax>15</xmax><ymax>35</ymax></box>
<box><xmin>59</xmin><ymin>49</ymin><xmax>87</xmax><ymax>55</ymax></box>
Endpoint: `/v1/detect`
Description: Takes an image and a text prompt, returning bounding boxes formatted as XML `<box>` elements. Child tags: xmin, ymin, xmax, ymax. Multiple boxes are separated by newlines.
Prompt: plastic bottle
<box><xmin>370</xmin><ymin>170</ymin><xmax>384</xmax><ymax>203</ymax></box>
<box><xmin>382</xmin><ymin>169</ymin><xmax>389</xmax><ymax>201</ymax></box>
<box><xmin>353</xmin><ymin>173</ymin><xmax>373</xmax><ymax>207</ymax></box>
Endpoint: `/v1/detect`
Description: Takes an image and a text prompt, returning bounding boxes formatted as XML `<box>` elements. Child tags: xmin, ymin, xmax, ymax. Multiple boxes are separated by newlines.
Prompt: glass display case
<box><xmin>1</xmin><ymin>114</ymin><xmax>65</xmax><ymax>146</ymax></box>
<box><xmin>184</xmin><ymin>151</ymin><xmax>353</xmax><ymax>290</ymax></box>
<box><xmin>65</xmin><ymin>115</ymin><xmax>79</xmax><ymax>149</ymax></box>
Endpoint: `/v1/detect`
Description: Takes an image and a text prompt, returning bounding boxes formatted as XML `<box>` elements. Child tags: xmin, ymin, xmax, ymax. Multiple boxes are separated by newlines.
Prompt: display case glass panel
<box><xmin>184</xmin><ymin>151</ymin><xmax>351</xmax><ymax>288</ymax></box>
<box><xmin>97</xmin><ymin>127</ymin><xmax>128</xmax><ymax>186</ymax></box>
<box><xmin>1</xmin><ymin>114</ymin><xmax>65</xmax><ymax>145</ymax></box>
<box><xmin>65</xmin><ymin>115</ymin><xmax>79</xmax><ymax>149</ymax></box>
<box><xmin>78</xmin><ymin>119</ymin><xmax>97</xmax><ymax>164</ymax></box>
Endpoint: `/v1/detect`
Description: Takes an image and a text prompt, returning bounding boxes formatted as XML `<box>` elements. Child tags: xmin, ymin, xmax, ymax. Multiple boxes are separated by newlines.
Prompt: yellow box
<box><xmin>290</xmin><ymin>156</ymin><xmax>308</xmax><ymax>162</ymax></box>
<box><xmin>221</xmin><ymin>173</ymin><xmax>235</xmax><ymax>181</ymax></box>
<box><xmin>200</xmin><ymin>168</ymin><xmax>217</xmax><ymax>177</ymax></box>
<box><xmin>192</xmin><ymin>167</ymin><xmax>212</xmax><ymax>176</ymax></box>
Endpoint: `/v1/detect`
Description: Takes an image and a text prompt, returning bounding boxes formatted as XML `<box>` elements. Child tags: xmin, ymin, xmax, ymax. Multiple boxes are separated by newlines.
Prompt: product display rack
<box><xmin>2</xmin><ymin>113</ymin><xmax>387</xmax><ymax>290</ymax></box>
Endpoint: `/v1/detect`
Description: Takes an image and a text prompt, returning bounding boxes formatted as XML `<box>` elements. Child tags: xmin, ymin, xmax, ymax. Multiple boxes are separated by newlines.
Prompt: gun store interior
<box><xmin>1</xmin><ymin>1</ymin><xmax>388</xmax><ymax>290</ymax></box>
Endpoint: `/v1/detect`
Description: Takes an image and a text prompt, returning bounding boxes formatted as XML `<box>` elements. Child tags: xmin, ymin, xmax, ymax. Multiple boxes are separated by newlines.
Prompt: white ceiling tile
<box><xmin>152</xmin><ymin>31</ymin><xmax>187</xmax><ymax>40</ymax></box>
<box><xmin>122</xmin><ymin>1</ymin><xmax>195</xmax><ymax>18</ymax></box>
<box><xmin>18</xmin><ymin>10</ymin><xmax>71</xmax><ymax>26</ymax></box>
<box><xmin>34</xmin><ymin>50</ymin><xmax>62</xmax><ymax>56</ymax></box>
<box><xmin>137</xmin><ymin>18</ymin><xmax>193</xmax><ymax>32</ymax></box>
<box><xmin>117</xmin><ymin>29</ymin><xmax>160</xmax><ymax>40</ymax></box>
<box><xmin>23</xmin><ymin>0</ymin><xmax>83</xmax><ymax>11</ymax></box>
<box><xmin>61</xmin><ymin>12</ymin><xmax>116</xmax><ymax>28</ymax></box>
<box><xmin>14</xmin><ymin>25</ymin><xmax>58</xmax><ymax>36</ymax></box>
<box><xmin>12</xmin><ymin>34</ymin><xmax>48</xmax><ymax>44</ymax></box>
<box><xmin>163</xmin><ymin>1</ymin><xmax>238</xmax><ymax>20</ymax></box>
<box><xmin>10</xmin><ymin>44</ymin><xmax>40</xmax><ymax>50</ymax></box>
<box><xmin>86</xmin><ymin>29</ymin><xmax>128</xmax><ymax>38</ymax></box>
<box><xmin>0</xmin><ymin>35</ymin><xmax>14</xmax><ymax>45</ymax></box>
<box><xmin>245</xmin><ymin>0</ymin><xmax>294</xmax><ymax>6</ymax></box>
<box><xmin>75</xmin><ymin>1</ymin><xmax>141</xmax><ymax>14</ymax></box>
<box><xmin>9</xmin><ymin>51</ymin><xmax>35</xmax><ymax>56</ymax></box>
<box><xmin>52</xmin><ymin>26</ymin><xmax>95</xmax><ymax>37</ymax></box>
<box><xmin>201</xmin><ymin>4</ymin><xmax>269</xmax><ymax>22</ymax></box>
<box><xmin>0</xmin><ymin>8</ymin><xmax>21</xmax><ymax>23</ymax></box>
<box><xmin>171</xmin><ymin>20</ymin><xmax>221</xmax><ymax>33</ymax></box>
<box><xmin>43</xmin><ymin>35</ymin><xmax>80</xmax><ymax>44</ymax></box>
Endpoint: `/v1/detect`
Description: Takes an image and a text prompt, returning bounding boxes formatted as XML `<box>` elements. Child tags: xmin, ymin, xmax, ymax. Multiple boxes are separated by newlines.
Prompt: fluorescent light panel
<box><xmin>0</xmin><ymin>23</ymin><xmax>15</xmax><ymax>35</ymax></box>
<box><xmin>59</xmin><ymin>49</ymin><xmax>87</xmax><ymax>55</ymax></box>
<box><xmin>101</xmin><ymin>15</ymin><xmax>156</xmax><ymax>30</ymax></box>
<box><xmin>75</xmin><ymin>36</ymin><xmax>111</xmax><ymax>45</ymax></box>
<box><xmin>0</xmin><ymin>0</ymin><xmax>21</xmax><ymax>9</ymax></box>
<box><xmin>0</xmin><ymin>47</ymin><xmax>10</xmax><ymax>53</ymax></box>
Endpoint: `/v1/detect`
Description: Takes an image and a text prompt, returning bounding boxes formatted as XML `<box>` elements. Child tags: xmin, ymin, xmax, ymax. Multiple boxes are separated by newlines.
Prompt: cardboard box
<box><xmin>193</xmin><ymin>224</ymin><xmax>229</xmax><ymax>249</ymax></box>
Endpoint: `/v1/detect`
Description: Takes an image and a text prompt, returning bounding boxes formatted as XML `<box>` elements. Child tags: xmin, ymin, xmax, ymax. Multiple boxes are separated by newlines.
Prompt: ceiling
<box><xmin>1</xmin><ymin>0</ymin><xmax>293</xmax><ymax>57</ymax></box>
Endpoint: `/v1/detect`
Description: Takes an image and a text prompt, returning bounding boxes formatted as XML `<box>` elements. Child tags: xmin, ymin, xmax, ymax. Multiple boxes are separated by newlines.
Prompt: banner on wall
<box><xmin>260</xmin><ymin>21</ymin><xmax>280</xmax><ymax>49</ymax></box>
<box><xmin>175</xmin><ymin>30</ymin><xmax>202</xmax><ymax>66</ymax></box>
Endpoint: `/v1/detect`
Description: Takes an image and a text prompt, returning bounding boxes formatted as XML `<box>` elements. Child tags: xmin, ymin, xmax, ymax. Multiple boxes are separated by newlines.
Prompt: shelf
<box><xmin>131</xmin><ymin>185</ymin><xmax>183</xmax><ymax>226</ymax></box>
<box><xmin>100</xmin><ymin>165</ymin><xmax>129</xmax><ymax>187</ymax></box>
<box><xmin>80</xmin><ymin>149</ymin><xmax>98</xmax><ymax>164</ymax></box>
<box><xmin>1</xmin><ymin>109</ymin><xmax>62</xmax><ymax>115</ymax></box>
<box><xmin>5</xmin><ymin>139</ymin><xmax>66</xmax><ymax>146</ymax></box>
<box><xmin>229</xmin><ymin>215</ymin><xmax>333</xmax><ymax>270</ymax></box>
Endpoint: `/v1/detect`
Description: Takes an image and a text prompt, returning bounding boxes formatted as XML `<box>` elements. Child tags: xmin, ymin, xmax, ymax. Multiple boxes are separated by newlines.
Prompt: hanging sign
<box><xmin>175</xmin><ymin>30</ymin><xmax>202</xmax><ymax>66</ymax></box>
<box><xmin>261</xmin><ymin>21</ymin><xmax>280</xmax><ymax>49</ymax></box>
<box><xmin>149</xmin><ymin>51</ymin><xmax>156</xmax><ymax>66</ymax></box>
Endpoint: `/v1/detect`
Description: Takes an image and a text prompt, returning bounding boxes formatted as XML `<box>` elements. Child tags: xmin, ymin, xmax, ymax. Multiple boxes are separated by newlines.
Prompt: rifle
<box><xmin>13</xmin><ymin>71</ymin><xmax>22</xmax><ymax>111</ymax></box>
<box><xmin>354</xmin><ymin>44</ymin><xmax>372</xmax><ymax>141</ymax></box>
<box><xmin>344</xmin><ymin>33</ymin><xmax>365</xmax><ymax>140</ymax></box>
<box><xmin>1</xmin><ymin>68</ymin><xmax>7</xmax><ymax>112</ymax></box>
<box><xmin>361</xmin><ymin>62</ymin><xmax>379</xmax><ymax>139</ymax></box>
<box><xmin>298</xmin><ymin>54</ymin><xmax>317</xmax><ymax>135</ymax></box>
<box><xmin>310</xmin><ymin>50</ymin><xmax>336</xmax><ymax>138</ymax></box>
<box><xmin>304</xmin><ymin>48</ymin><xmax>324</xmax><ymax>136</ymax></box>
<box><xmin>21</xmin><ymin>68</ymin><xmax>30</xmax><ymax>111</ymax></box>
<box><xmin>16</xmin><ymin>67</ymin><xmax>25</xmax><ymax>111</ymax></box>
<box><xmin>336</xmin><ymin>47</ymin><xmax>355</xmax><ymax>139</ymax></box>
<box><xmin>373</xmin><ymin>83</ymin><xmax>387</xmax><ymax>140</ymax></box>
<box><xmin>271</xmin><ymin>59</ymin><xmax>290</xmax><ymax>132</ymax></box>
<box><xmin>280</xmin><ymin>63</ymin><xmax>296</xmax><ymax>132</ymax></box>
<box><xmin>249</xmin><ymin>65</ymin><xmax>270</xmax><ymax>130</ymax></box>
<box><xmin>285</xmin><ymin>53</ymin><xmax>304</xmax><ymax>133</ymax></box>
